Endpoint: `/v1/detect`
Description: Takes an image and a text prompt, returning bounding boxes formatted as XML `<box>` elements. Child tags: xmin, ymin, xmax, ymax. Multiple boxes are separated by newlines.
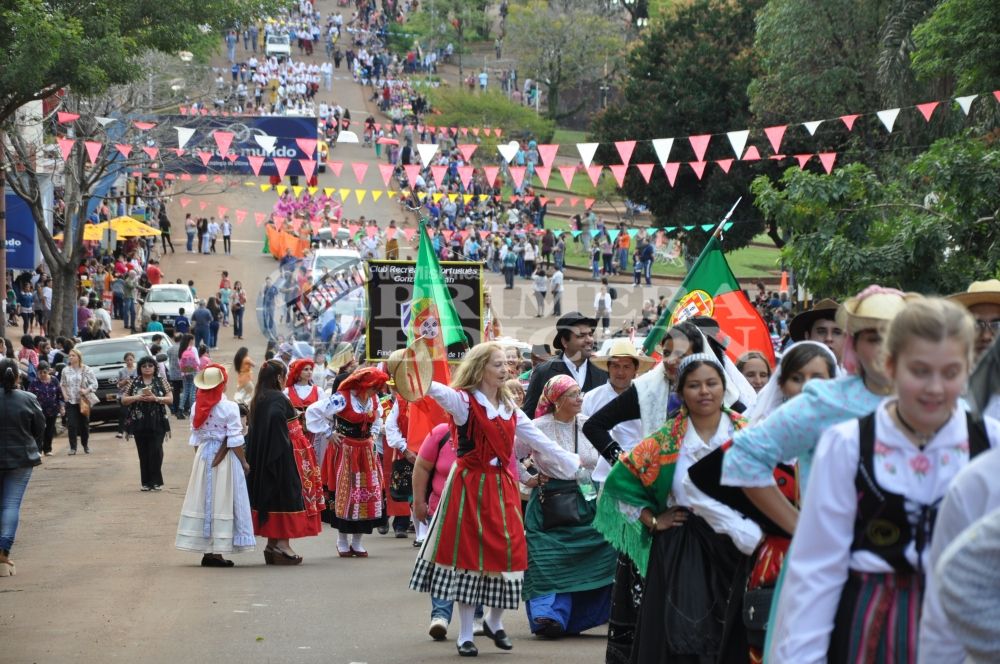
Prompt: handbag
<box><xmin>79</xmin><ymin>397</ymin><xmax>91</xmax><ymax>417</ymax></box>
<box><xmin>389</xmin><ymin>456</ymin><xmax>414</xmax><ymax>501</ymax></box>
<box><xmin>538</xmin><ymin>422</ymin><xmax>588</xmax><ymax>530</ymax></box>
<box><xmin>742</xmin><ymin>586</ymin><xmax>775</xmax><ymax>649</ymax></box>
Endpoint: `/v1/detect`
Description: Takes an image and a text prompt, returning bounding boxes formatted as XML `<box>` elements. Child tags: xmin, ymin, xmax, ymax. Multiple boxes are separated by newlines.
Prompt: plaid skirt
<box><xmin>828</xmin><ymin>571</ymin><xmax>922</xmax><ymax>664</ymax></box>
<box><xmin>409</xmin><ymin>465</ymin><xmax>525</xmax><ymax>609</ymax></box>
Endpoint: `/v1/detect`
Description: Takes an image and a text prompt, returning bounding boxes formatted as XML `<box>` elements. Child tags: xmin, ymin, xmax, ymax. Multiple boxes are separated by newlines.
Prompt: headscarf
<box><xmin>287</xmin><ymin>358</ymin><xmax>314</xmax><ymax>387</ymax></box>
<box><xmin>339</xmin><ymin>366</ymin><xmax>390</xmax><ymax>394</ymax></box>
<box><xmin>745</xmin><ymin>341</ymin><xmax>838</xmax><ymax>425</ymax></box>
<box><xmin>534</xmin><ymin>374</ymin><xmax>578</xmax><ymax>418</ymax></box>
<box><xmin>193</xmin><ymin>363</ymin><xmax>228</xmax><ymax>429</ymax></box>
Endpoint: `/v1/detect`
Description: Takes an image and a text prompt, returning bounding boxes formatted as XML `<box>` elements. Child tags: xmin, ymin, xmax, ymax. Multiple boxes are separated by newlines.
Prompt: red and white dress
<box><xmin>306</xmin><ymin>389</ymin><xmax>387</xmax><ymax>534</ymax></box>
<box><xmin>409</xmin><ymin>382</ymin><xmax>580</xmax><ymax>609</ymax></box>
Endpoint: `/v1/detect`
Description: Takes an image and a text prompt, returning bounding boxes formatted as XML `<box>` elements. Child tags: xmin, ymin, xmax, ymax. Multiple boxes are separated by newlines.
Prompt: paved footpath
<box><xmin>0</xmin><ymin>4</ymin><xmax>659</xmax><ymax>663</ymax></box>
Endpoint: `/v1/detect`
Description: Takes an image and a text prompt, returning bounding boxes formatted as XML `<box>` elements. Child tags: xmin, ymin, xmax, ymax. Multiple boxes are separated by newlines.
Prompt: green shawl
<box><xmin>593</xmin><ymin>408</ymin><xmax>747</xmax><ymax>576</ymax></box>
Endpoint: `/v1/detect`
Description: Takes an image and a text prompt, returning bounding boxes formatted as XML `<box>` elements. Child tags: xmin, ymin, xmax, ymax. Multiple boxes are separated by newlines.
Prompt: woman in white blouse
<box><xmin>770</xmin><ymin>298</ymin><xmax>998</xmax><ymax>663</ymax></box>
<box><xmin>526</xmin><ymin>375</ymin><xmax>616</xmax><ymax>639</ymax></box>
<box><xmin>409</xmin><ymin>342</ymin><xmax>581</xmax><ymax>657</ymax></box>
<box><xmin>60</xmin><ymin>349</ymin><xmax>97</xmax><ymax>455</ymax></box>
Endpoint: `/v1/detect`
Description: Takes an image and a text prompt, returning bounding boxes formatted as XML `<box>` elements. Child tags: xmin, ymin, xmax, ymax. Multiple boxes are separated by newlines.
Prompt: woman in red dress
<box><xmin>408</xmin><ymin>342</ymin><xmax>582</xmax><ymax>657</ymax></box>
<box><xmin>306</xmin><ymin>366</ymin><xmax>390</xmax><ymax>558</ymax></box>
<box><xmin>245</xmin><ymin>360</ymin><xmax>323</xmax><ymax>565</ymax></box>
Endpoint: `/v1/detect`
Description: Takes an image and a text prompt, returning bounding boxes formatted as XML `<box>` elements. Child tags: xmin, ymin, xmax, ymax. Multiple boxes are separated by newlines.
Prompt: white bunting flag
<box><xmin>254</xmin><ymin>134</ymin><xmax>277</xmax><ymax>154</ymax></box>
<box><xmin>726</xmin><ymin>130</ymin><xmax>750</xmax><ymax>159</ymax></box>
<box><xmin>955</xmin><ymin>94</ymin><xmax>977</xmax><ymax>115</ymax></box>
<box><xmin>416</xmin><ymin>143</ymin><xmax>439</xmax><ymax>167</ymax></box>
<box><xmin>175</xmin><ymin>127</ymin><xmax>196</xmax><ymax>150</ymax></box>
<box><xmin>576</xmin><ymin>142</ymin><xmax>599</xmax><ymax>169</ymax></box>
<box><xmin>802</xmin><ymin>120</ymin><xmax>823</xmax><ymax>136</ymax></box>
<box><xmin>877</xmin><ymin>108</ymin><xmax>900</xmax><ymax>133</ymax></box>
<box><xmin>651</xmin><ymin>138</ymin><xmax>674</xmax><ymax>168</ymax></box>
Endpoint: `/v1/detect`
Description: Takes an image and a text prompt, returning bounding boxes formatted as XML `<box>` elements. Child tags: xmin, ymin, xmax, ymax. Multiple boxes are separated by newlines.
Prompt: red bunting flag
<box><xmin>115</xmin><ymin>144</ymin><xmax>132</xmax><ymax>158</ymax></box>
<box><xmin>664</xmin><ymin>163</ymin><xmax>680</xmax><ymax>186</ymax></box>
<box><xmin>483</xmin><ymin>166</ymin><xmax>500</xmax><ymax>187</ymax></box>
<box><xmin>213</xmin><ymin>175</ymin><xmax>223</xmax><ymax>183</ymax></box>
<box><xmin>689</xmin><ymin>134</ymin><xmax>711</xmax><ymax>162</ymax></box>
<box><xmin>404</xmin><ymin>164</ymin><xmax>421</xmax><ymax>185</ymax></box>
<box><xmin>180</xmin><ymin>198</ymin><xmax>191</xmax><ymax>208</ymax></box>
<box><xmin>235</xmin><ymin>209</ymin><xmax>247</xmax><ymax>224</ymax></box>
<box><xmin>840</xmin><ymin>114</ymin><xmax>859</xmax><ymax>131</ymax></box>
<box><xmin>226</xmin><ymin>152</ymin><xmax>239</xmax><ymax>163</ymax></box>
<box><xmin>329</xmin><ymin>161</ymin><xmax>343</xmax><ymax>177</ymax></box>
<box><xmin>818</xmin><ymin>152</ymin><xmax>837</xmax><ymax>174</ymax></box>
<box><xmin>559</xmin><ymin>166</ymin><xmax>576</xmax><ymax>189</ymax></box>
<box><xmin>273</xmin><ymin>157</ymin><xmax>290</xmax><ymax>178</ymax></box>
<box><xmin>586</xmin><ymin>165</ymin><xmax>603</xmax><ymax>186</ymax></box>
<box><xmin>84</xmin><ymin>141</ymin><xmax>102</xmax><ymax>164</ymax></box>
<box><xmin>457</xmin><ymin>144</ymin><xmax>478</xmax><ymax>161</ymax></box>
<box><xmin>554</xmin><ymin>197</ymin><xmax>564</xmax><ymax>207</ymax></box>
<box><xmin>584</xmin><ymin>198</ymin><xmax>595</xmax><ymax>210</ymax></box>
<box><xmin>689</xmin><ymin>161</ymin><xmax>707</xmax><ymax>180</ymax></box>
<box><xmin>172</xmin><ymin>148</ymin><xmax>185</xmax><ymax>157</ymax></box>
<box><xmin>471</xmin><ymin>128</ymin><xmax>480</xmax><ymax>137</ymax></box>
<box><xmin>609</xmin><ymin>164</ymin><xmax>628</xmax><ymax>187</ymax></box>
<box><xmin>570</xmin><ymin>197</ymin><xmax>579</xmax><ymax>207</ymax></box>
<box><xmin>764</xmin><ymin>126</ymin><xmax>787</xmax><ymax>153</ymax></box>
<box><xmin>142</xmin><ymin>146</ymin><xmax>159</xmax><ymax>160</ymax></box>
<box><xmin>916</xmin><ymin>102</ymin><xmax>939</xmax><ymax>122</ymax></box>
<box><xmin>247</xmin><ymin>155</ymin><xmax>265</xmax><ymax>175</ymax></box>
<box><xmin>198</xmin><ymin>151</ymin><xmax>212</xmax><ymax>167</ymax></box>
<box><xmin>636</xmin><ymin>163</ymin><xmax>655</xmax><ymax>183</ymax></box>
<box><xmin>180</xmin><ymin>173</ymin><xmax>191</xmax><ymax>181</ymax></box>
<box><xmin>378</xmin><ymin>163</ymin><xmax>396</xmax><ymax>186</ymax></box>
<box><xmin>57</xmin><ymin>112</ymin><xmax>79</xmax><ymax>124</ymax></box>
<box><xmin>536</xmin><ymin>165</ymin><xmax>552</xmax><ymax>187</ymax></box>
<box><xmin>615</xmin><ymin>140</ymin><xmax>636</xmax><ymax>165</ymax></box>
<box><xmin>198</xmin><ymin>174</ymin><xmax>208</xmax><ymax>182</ymax></box>
<box><xmin>352</xmin><ymin>162</ymin><xmax>368</xmax><ymax>184</ymax></box>
<box><xmin>457</xmin><ymin>165</ymin><xmax>475</xmax><ymax>189</ymax></box>
<box><xmin>134</xmin><ymin>121</ymin><xmax>156</xmax><ymax>131</ymax></box>
<box><xmin>255</xmin><ymin>212</ymin><xmax>266</xmax><ymax>226</ymax></box>
<box><xmin>508</xmin><ymin>166</ymin><xmax>526</xmax><ymax>190</ymax></box>
<box><xmin>213</xmin><ymin>130</ymin><xmax>234</xmax><ymax>156</ymax></box>
<box><xmin>217</xmin><ymin>206</ymin><xmax>228</xmax><ymax>217</ymax></box>
<box><xmin>299</xmin><ymin>159</ymin><xmax>316</xmax><ymax>180</ymax></box>
<box><xmin>795</xmin><ymin>154</ymin><xmax>813</xmax><ymax>169</ymax></box>
<box><xmin>402</xmin><ymin>228</ymin><xmax>416</xmax><ymax>241</ymax></box>
<box><xmin>494</xmin><ymin>128</ymin><xmax>503</xmax><ymax>137</ymax></box>
<box><xmin>199</xmin><ymin>201</ymin><xmax>208</xmax><ymax>210</ymax></box>
<box><xmin>716</xmin><ymin>159</ymin><xmax>734</xmax><ymax>174</ymax></box>
<box><xmin>431</xmin><ymin>165</ymin><xmax>448</xmax><ymax>188</ymax></box>
<box><xmin>537</xmin><ymin>144</ymin><xmax>559</xmax><ymax>166</ymax></box>
<box><xmin>295</xmin><ymin>138</ymin><xmax>317</xmax><ymax>157</ymax></box>
<box><xmin>57</xmin><ymin>137</ymin><xmax>75</xmax><ymax>161</ymax></box>
<box><xmin>742</xmin><ymin>146</ymin><xmax>762</xmax><ymax>161</ymax></box>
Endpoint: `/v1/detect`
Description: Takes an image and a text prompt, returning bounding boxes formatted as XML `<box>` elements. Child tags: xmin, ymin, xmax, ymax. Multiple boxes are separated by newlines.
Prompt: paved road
<box><xmin>0</xmin><ymin>4</ymin><xmax>673</xmax><ymax>664</ymax></box>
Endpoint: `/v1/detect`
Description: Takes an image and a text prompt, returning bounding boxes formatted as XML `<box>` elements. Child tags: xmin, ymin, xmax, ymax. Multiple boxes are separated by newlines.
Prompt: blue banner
<box><xmin>157</xmin><ymin>115</ymin><xmax>317</xmax><ymax>176</ymax></box>
<box><xmin>5</xmin><ymin>193</ymin><xmax>38</xmax><ymax>271</ymax></box>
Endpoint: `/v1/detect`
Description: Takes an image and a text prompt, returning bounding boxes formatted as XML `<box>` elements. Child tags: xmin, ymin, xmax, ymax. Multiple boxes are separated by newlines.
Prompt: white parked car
<box><xmin>265</xmin><ymin>33</ymin><xmax>291</xmax><ymax>58</ymax></box>
<box><xmin>310</xmin><ymin>247</ymin><xmax>363</xmax><ymax>284</ymax></box>
<box><xmin>139</xmin><ymin>284</ymin><xmax>196</xmax><ymax>333</ymax></box>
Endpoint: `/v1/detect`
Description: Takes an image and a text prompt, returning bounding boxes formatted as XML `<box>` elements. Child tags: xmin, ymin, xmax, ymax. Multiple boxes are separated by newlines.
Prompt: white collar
<box><xmin>471</xmin><ymin>389</ymin><xmax>514</xmax><ymax>420</ymax></box>
<box><xmin>683</xmin><ymin>413</ymin><xmax>734</xmax><ymax>452</ymax></box>
<box><xmin>562</xmin><ymin>355</ymin><xmax>588</xmax><ymax>387</ymax></box>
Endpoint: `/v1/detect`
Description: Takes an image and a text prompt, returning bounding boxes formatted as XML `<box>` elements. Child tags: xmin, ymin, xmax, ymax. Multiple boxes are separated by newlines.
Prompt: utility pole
<box><xmin>0</xmin><ymin>135</ymin><xmax>6</xmax><ymax>339</ymax></box>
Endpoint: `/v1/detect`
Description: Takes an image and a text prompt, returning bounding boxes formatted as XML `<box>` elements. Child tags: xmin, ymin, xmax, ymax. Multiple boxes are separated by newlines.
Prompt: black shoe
<box><xmin>482</xmin><ymin>624</ymin><xmax>513</xmax><ymax>650</ymax></box>
<box><xmin>83</xmin><ymin>446</ymin><xmax>90</xmax><ymax>454</ymax></box>
<box><xmin>534</xmin><ymin>618</ymin><xmax>565</xmax><ymax>639</ymax></box>
<box><xmin>141</xmin><ymin>485</ymin><xmax>152</xmax><ymax>492</ymax></box>
<box><xmin>377</xmin><ymin>524</ymin><xmax>390</xmax><ymax>535</ymax></box>
<box><xmin>394</xmin><ymin>530</ymin><xmax>408</xmax><ymax>539</ymax></box>
<box><xmin>201</xmin><ymin>554</ymin><xmax>235</xmax><ymax>567</ymax></box>
<box><xmin>456</xmin><ymin>641</ymin><xmax>478</xmax><ymax>657</ymax></box>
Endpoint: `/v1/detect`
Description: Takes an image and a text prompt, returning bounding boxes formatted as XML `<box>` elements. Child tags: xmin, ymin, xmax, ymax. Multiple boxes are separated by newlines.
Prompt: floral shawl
<box><xmin>593</xmin><ymin>407</ymin><xmax>747</xmax><ymax>575</ymax></box>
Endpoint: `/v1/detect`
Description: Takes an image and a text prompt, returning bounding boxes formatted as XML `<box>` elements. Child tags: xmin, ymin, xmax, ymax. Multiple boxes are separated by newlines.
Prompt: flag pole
<box><xmin>711</xmin><ymin>196</ymin><xmax>742</xmax><ymax>239</ymax></box>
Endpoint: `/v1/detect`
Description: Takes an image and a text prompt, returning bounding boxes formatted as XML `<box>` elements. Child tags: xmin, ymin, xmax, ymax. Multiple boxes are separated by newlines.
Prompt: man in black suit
<box><xmin>522</xmin><ymin>312</ymin><xmax>609</xmax><ymax>418</ymax></box>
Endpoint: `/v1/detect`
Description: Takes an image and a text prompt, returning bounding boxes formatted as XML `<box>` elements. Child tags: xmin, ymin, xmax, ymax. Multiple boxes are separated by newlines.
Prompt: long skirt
<box><xmin>252</xmin><ymin>419</ymin><xmax>323</xmax><ymax>539</ymax></box>
<box><xmin>383</xmin><ymin>447</ymin><xmax>412</xmax><ymax>519</ymax></box>
<box><xmin>321</xmin><ymin>435</ymin><xmax>386</xmax><ymax>534</ymax></box>
<box><xmin>828</xmin><ymin>571</ymin><xmax>922</xmax><ymax>664</ymax></box>
<box><xmin>631</xmin><ymin>512</ymin><xmax>744</xmax><ymax>664</ymax></box>
<box><xmin>410</xmin><ymin>464</ymin><xmax>526</xmax><ymax>609</ymax></box>
<box><xmin>176</xmin><ymin>440</ymin><xmax>256</xmax><ymax>554</ymax></box>
<box><xmin>606</xmin><ymin>555</ymin><xmax>645</xmax><ymax>664</ymax></box>
<box><xmin>523</xmin><ymin>480</ymin><xmax>616</xmax><ymax>634</ymax></box>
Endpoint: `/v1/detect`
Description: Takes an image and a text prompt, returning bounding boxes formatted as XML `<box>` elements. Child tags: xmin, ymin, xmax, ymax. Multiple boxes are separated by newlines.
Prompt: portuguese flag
<box><xmin>642</xmin><ymin>236</ymin><xmax>775</xmax><ymax>366</ymax></box>
<box><xmin>405</xmin><ymin>221</ymin><xmax>467</xmax><ymax>446</ymax></box>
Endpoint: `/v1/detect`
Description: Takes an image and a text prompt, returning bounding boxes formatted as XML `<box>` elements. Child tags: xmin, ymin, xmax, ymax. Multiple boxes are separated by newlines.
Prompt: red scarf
<box><xmin>193</xmin><ymin>363</ymin><xmax>229</xmax><ymax>429</ymax></box>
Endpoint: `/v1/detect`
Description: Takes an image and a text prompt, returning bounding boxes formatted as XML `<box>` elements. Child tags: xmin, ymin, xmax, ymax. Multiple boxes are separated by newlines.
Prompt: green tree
<box><xmin>415</xmin><ymin>0</ymin><xmax>493</xmax><ymax>81</ymax></box>
<box><xmin>912</xmin><ymin>0</ymin><xmax>1000</xmax><ymax>95</ymax></box>
<box><xmin>751</xmin><ymin>135</ymin><xmax>1000</xmax><ymax>297</ymax></box>
<box><xmin>0</xmin><ymin>0</ymin><xmax>275</xmax><ymax>336</ymax></box>
<box><xmin>505</xmin><ymin>1</ymin><xmax>625</xmax><ymax>121</ymax></box>
<box><xmin>590</xmin><ymin>0</ymin><xmax>766</xmax><ymax>256</ymax></box>
<box><xmin>428</xmin><ymin>88</ymin><xmax>554</xmax><ymax>151</ymax></box>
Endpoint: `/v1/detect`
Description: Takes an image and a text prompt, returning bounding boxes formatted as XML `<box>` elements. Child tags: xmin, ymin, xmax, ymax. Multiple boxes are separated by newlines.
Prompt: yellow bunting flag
<box><xmin>387</xmin><ymin>191</ymin><xmax>398</xmax><ymax>198</ymax></box>
<box><xmin>417</xmin><ymin>192</ymin><xmax>427</xmax><ymax>202</ymax></box>
<box><xmin>292</xmin><ymin>186</ymin><xmax>303</xmax><ymax>198</ymax></box>
<box><xmin>260</xmin><ymin>184</ymin><xmax>272</xmax><ymax>193</ymax></box>
<box><xmin>478</xmin><ymin>194</ymin><xmax>488</xmax><ymax>202</ymax></box>
<box><xmin>244</xmin><ymin>181</ymin><xmax>256</xmax><ymax>187</ymax></box>
<box><xmin>276</xmin><ymin>185</ymin><xmax>287</xmax><ymax>195</ymax></box>
<box><xmin>339</xmin><ymin>188</ymin><xmax>351</xmax><ymax>201</ymax></box>
<box><xmin>324</xmin><ymin>187</ymin><xmax>334</xmax><ymax>197</ymax></box>
<box><xmin>372</xmin><ymin>190</ymin><xmax>384</xmax><ymax>202</ymax></box>
<box><xmin>463</xmin><ymin>194</ymin><xmax>473</xmax><ymax>204</ymax></box>
<box><xmin>432</xmin><ymin>193</ymin><xmax>443</xmax><ymax>203</ymax></box>
<box><xmin>308</xmin><ymin>186</ymin><xmax>318</xmax><ymax>196</ymax></box>
<box><xmin>448</xmin><ymin>193</ymin><xmax>458</xmax><ymax>202</ymax></box>
<box><xmin>355</xmin><ymin>189</ymin><xmax>367</xmax><ymax>204</ymax></box>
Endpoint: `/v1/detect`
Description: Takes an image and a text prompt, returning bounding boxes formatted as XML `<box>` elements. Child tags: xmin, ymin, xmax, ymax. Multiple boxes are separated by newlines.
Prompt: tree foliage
<box><xmin>428</xmin><ymin>87</ymin><xmax>555</xmax><ymax>147</ymax></box>
<box><xmin>589</xmin><ymin>0</ymin><xmax>766</xmax><ymax>255</ymax></box>
<box><xmin>505</xmin><ymin>1</ymin><xmax>625</xmax><ymax>121</ymax></box>
<box><xmin>751</xmin><ymin>135</ymin><xmax>1000</xmax><ymax>298</ymax></box>
<box><xmin>912</xmin><ymin>0</ymin><xmax>1000</xmax><ymax>95</ymax></box>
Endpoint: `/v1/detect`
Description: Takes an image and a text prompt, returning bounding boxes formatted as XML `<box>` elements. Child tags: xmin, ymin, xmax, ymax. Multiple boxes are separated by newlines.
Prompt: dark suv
<box><xmin>74</xmin><ymin>337</ymin><xmax>155</xmax><ymax>422</ymax></box>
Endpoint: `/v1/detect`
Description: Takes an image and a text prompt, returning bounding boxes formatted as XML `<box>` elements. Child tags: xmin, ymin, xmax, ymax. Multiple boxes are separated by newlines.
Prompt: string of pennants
<box><xmin>54</xmin><ymin>88</ymin><xmax>1000</xmax><ymax>191</ymax></box>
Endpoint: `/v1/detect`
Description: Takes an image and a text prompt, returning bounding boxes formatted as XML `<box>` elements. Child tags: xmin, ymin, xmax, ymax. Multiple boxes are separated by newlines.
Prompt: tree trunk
<box><xmin>49</xmin><ymin>263</ymin><xmax>78</xmax><ymax>338</ymax></box>
<box><xmin>0</xmin><ymin>140</ymin><xmax>7</xmax><ymax>341</ymax></box>
<box><xmin>546</xmin><ymin>83</ymin><xmax>559</xmax><ymax>120</ymax></box>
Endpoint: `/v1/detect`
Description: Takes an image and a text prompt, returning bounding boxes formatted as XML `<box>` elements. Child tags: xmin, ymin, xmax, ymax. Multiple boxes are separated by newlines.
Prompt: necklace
<box><xmin>894</xmin><ymin>404</ymin><xmax>944</xmax><ymax>446</ymax></box>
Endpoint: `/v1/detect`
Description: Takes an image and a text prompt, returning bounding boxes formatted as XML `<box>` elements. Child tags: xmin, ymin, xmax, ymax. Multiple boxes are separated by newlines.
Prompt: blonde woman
<box><xmin>60</xmin><ymin>349</ymin><xmax>97</xmax><ymax>454</ymax></box>
<box><xmin>410</xmin><ymin>342</ymin><xmax>581</xmax><ymax>657</ymax></box>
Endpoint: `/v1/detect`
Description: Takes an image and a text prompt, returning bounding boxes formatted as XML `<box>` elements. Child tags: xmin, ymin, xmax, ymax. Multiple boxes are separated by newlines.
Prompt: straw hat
<box><xmin>326</xmin><ymin>342</ymin><xmax>355</xmax><ymax>372</ymax></box>
<box><xmin>836</xmin><ymin>290</ymin><xmax>921</xmax><ymax>335</ymax></box>
<box><xmin>590</xmin><ymin>338</ymin><xmax>657</xmax><ymax>374</ymax></box>
<box><xmin>387</xmin><ymin>339</ymin><xmax>433</xmax><ymax>402</ymax></box>
<box><xmin>789</xmin><ymin>298</ymin><xmax>840</xmax><ymax>341</ymax></box>
<box><xmin>948</xmin><ymin>280</ymin><xmax>1000</xmax><ymax>310</ymax></box>
<box><xmin>194</xmin><ymin>366</ymin><xmax>226</xmax><ymax>390</ymax></box>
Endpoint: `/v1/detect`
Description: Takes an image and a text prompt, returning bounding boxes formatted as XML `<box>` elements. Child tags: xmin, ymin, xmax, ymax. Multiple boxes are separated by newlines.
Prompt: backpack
<box><xmin>609</xmin><ymin>287</ymin><xmax>618</xmax><ymax>301</ymax></box>
<box><xmin>179</xmin><ymin>348</ymin><xmax>199</xmax><ymax>374</ymax></box>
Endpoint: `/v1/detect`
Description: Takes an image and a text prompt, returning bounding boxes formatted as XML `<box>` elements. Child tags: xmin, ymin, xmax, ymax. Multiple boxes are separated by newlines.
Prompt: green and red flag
<box><xmin>642</xmin><ymin>236</ymin><xmax>775</xmax><ymax>366</ymax></box>
<box><xmin>405</xmin><ymin>220</ymin><xmax>468</xmax><ymax>445</ymax></box>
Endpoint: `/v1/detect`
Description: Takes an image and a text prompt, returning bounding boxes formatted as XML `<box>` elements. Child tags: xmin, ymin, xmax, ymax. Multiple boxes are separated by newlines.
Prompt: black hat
<box><xmin>788</xmin><ymin>299</ymin><xmax>840</xmax><ymax>341</ymax></box>
<box><xmin>553</xmin><ymin>312</ymin><xmax>597</xmax><ymax>351</ymax></box>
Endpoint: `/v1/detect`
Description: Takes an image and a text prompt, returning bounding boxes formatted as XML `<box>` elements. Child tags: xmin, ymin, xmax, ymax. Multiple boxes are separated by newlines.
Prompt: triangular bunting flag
<box><xmin>416</xmin><ymin>143</ymin><xmax>438</xmax><ymax>167</ymax></box>
<box><xmin>483</xmin><ymin>166</ymin><xmax>500</xmax><ymax>187</ymax></box>
<box><xmin>877</xmin><ymin>108</ymin><xmax>901</xmax><ymax>132</ymax></box>
<box><xmin>840</xmin><ymin>114</ymin><xmax>859</xmax><ymax>131</ymax></box>
<box><xmin>273</xmin><ymin>157</ymin><xmax>291</xmax><ymax>179</ymax></box>
<box><xmin>536</xmin><ymin>165</ymin><xmax>552</xmax><ymax>187</ymax></box>
<box><xmin>431</xmin><ymin>165</ymin><xmax>448</xmax><ymax>188</ymax></box>
<box><xmin>255</xmin><ymin>134</ymin><xmax>277</xmax><ymax>154</ymax></box>
<box><xmin>457</xmin><ymin>144</ymin><xmax>477</xmax><ymax>161</ymax></box>
<box><xmin>558</xmin><ymin>166</ymin><xmax>576</xmax><ymax>189</ymax></box>
<box><xmin>609</xmin><ymin>164</ymin><xmax>628</xmax><ymax>187</ymax></box>
<box><xmin>916</xmin><ymin>101</ymin><xmax>939</xmax><ymax>122</ymax></box>
<box><xmin>577</xmin><ymin>142</ymin><xmax>599</xmax><ymax>169</ymax></box>
<box><xmin>172</xmin><ymin>148</ymin><xmax>185</xmax><ymax>157</ymax></box>
<box><xmin>726</xmin><ymin>131</ymin><xmax>749</xmax><ymax>159</ymax></box>
<box><xmin>355</xmin><ymin>190</ymin><xmax>367</xmax><ymax>204</ymax></box>
<box><xmin>716</xmin><ymin>159</ymin><xmax>733</xmax><ymax>174</ymax></box>
<box><xmin>764</xmin><ymin>126</ymin><xmax>787</xmax><ymax>154</ymax></box>
<box><xmin>584</xmin><ymin>198</ymin><xmax>596</xmax><ymax>210</ymax></box>
<box><xmin>554</xmin><ymin>197</ymin><xmax>564</xmax><ymax>207</ymax></box>
<box><xmin>199</xmin><ymin>201</ymin><xmax>208</xmax><ymax>210</ymax></box>
<box><xmin>509</xmin><ymin>166</ymin><xmax>526</xmax><ymax>190</ymax></box>
<box><xmin>664</xmin><ymin>163</ymin><xmax>680</xmax><ymax>187</ymax></box>
<box><xmin>795</xmin><ymin>154</ymin><xmax>813</xmax><ymax>169</ymax></box>
<box><xmin>586</xmin><ymin>165</ymin><xmax>603</xmax><ymax>186</ymax></box>
<box><xmin>403</xmin><ymin>164</ymin><xmax>421</xmax><ymax>186</ymax></box>
<box><xmin>176</xmin><ymin>127</ymin><xmax>195</xmax><ymax>150</ymax></box>
<box><xmin>115</xmin><ymin>144</ymin><xmax>132</xmax><ymax>158</ymax></box>
<box><xmin>57</xmin><ymin>112</ymin><xmax>79</xmax><ymax>124</ymax></box>
<box><xmin>329</xmin><ymin>161</ymin><xmax>343</xmax><ymax>177</ymax></box>
<box><xmin>688</xmin><ymin>135</ymin><xmax>711</xmax><ymax>162</ymax></box>
<box><xmin>213</xmin><ymin>130</ymin><xmax>234</xmax><ymax>156</ymax></box>
<box><xmin>689</xmin><ymin>161</ymin><xmax>707</xmax><ymax>180</ymax></box>
<box><xmin>142</xmin><ymin>146</ymin><xmax>159</xmax><ymax>160</ymax></box>
<box><xmin>57</xmin><ymin>137</ymin><xmax>75</xmax><ymax>161</ymax></box>
<box><xmin>295</xmin><ymin>138</ymin><xmax>317</xmax><ymax>157</ymax></box>
<box><xmin>636</xmin><ymin>164</ymin><xmax>655</xmax><ymax>183</ymax></box>
<box><xmin>180</xmin><ymin>197</ymin><xmax>191</xmax><ymax>208</ymax></box>
<box><xmin>351</xmin><ymin>162</ymin><xmax>368</xmax><ymax>184</ymax></box>
<box><xmin>802</xmin><ymin>120</ymin><xmax>823</xmax><ymax>136</ymax></box>
<box><xmin>134</xmin><ymin>121</ymin><xmax>156</xmax><ymax>131</ymax></box>
<box><xmin>84</xmin><ymin>141</ymin><xmax>102</xmax><ymax>164</ymax></box>
<box><xmin>372</xmin><ymin>190</ymin><xmax>384</xmax><ymax>202</ymax></box>
<box><xmin>300</xmin><ymin>159</ymin><xmax>316</xmax><ymax>181</ymax></box>
<box><xmin>255</xmin><ymin>213</ymin><xmax>266</xmax><ymax>226</ymax></box>
<box><xmin>340</xmin><ymin>188</ymin><xmax>351</xmax><ymax>201</ymax></box>
<box><xmin>537</xmin><ymin>144</ymin><xmax>559</xmax><ymax>166</ymax></box>
<box><xmin>95</xmin><ymin>116</ymin><xmax>115</xmax><ymax>127</ymax></box>
<box><xmin>956</xmin><ymin>94</ymin><xmax>977</xmax><ymax>115</ymax></box>
<box><xmin>247</xmin><ymin>155</ymin><xmax>265</xmax><ymax>176</ymax></box>
<box><xmin>198</xmin><ymin>151</ymin><xmax>212</xmax><ymax>167</ymax></box>
<box><xmin>614</xmin><ymin>140</ymin><xmax>636</xmax><ymax>165</ymax></box>
<box><xmin>818</xmin><ymin>152</ymin><xmax>837</xmax><ymax>174</ymax></box>
<box><xmin>457</xmin><ymin>165</ymin><xmax>474</xmax><ymax>189</ymax></box>
<box><xmin>217</xmin><ymin>206</ymin><xmax>229</xmax><ymax>217</ymax></box>
<box><xmin>378</xmin><ymin>163</ymin><xmax>395</xmax><ymax>186</ymax></box>
<box><xmin>742</xmin><ymin>146</ymin><xmax>762</xmax><ymax>161</ymax></box>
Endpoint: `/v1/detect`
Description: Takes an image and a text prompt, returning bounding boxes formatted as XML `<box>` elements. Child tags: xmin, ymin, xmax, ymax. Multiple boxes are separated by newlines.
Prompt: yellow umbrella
<box><xmin>53</xmin><ymin>224</ymin><xmax>105</xmax><ymax>242</ymax></box>
<box><xmin>107</xmin><ymin>216</ymin><xmax>161</xmax><ymax>237</ymax></box>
